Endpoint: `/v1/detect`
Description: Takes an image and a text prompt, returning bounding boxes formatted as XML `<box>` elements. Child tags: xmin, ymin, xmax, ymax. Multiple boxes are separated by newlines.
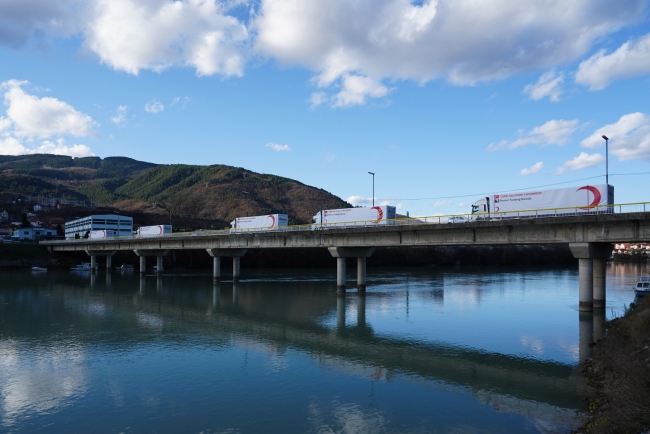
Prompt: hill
<box><xmin>0</xmin><ymin>154</ymin><xmax>350</xmax><ymax>227</ymax></box>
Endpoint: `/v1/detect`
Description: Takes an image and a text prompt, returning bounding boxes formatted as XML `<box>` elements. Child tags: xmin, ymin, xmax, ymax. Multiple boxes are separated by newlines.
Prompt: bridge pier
<box><xmin>134</xmin><ymin>250</ymin><xmax>170</xmax><ymax>275</ymax></box>
<box><xmin>328</xmin><ymin>247</ymin><xmax>375</xmax><ymax>292</ymax></box>
<box><xmin>569</xmin><ymin>243</ymin><xmax>611</xmax><ymax>312</ymax></box>
<box><xmin>85</xmin><ymin>250</ymin><xmax>116</xmax><ymax>272</ymax></box>
<box><xmin>206</xmin><ymin>249</ymin><xmax>247</xmax><ymax>281</ymax></box>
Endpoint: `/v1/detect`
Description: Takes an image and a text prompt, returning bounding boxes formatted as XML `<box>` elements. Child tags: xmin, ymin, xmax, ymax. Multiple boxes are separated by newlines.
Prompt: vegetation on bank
<box><xmin>579</xmin><ymin>296</ymin><xmax>650</xmax><ymax>433</ymax></box>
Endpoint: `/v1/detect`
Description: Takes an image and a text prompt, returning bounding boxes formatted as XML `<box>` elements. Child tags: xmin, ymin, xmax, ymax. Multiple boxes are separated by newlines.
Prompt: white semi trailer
<box><xmin>137</xmin><ymin>225</ymin><xmax>172</xmax><ymax>236</ymax></box>
<box><xmin>89</xmin><ymin>229</ymin><xmax>116</xmax><ymax>239</ymax></box>
<box><xmin>470</xmin><ymin>184</ymin><xmax>614</xmax><ymax>218</ymax></box>
<box><xmin>312</xmin><ymin>206</ymin><xmax>397</xmax><ymax>228</ymax></box>
<box><xmin>230</xmin><ymin>214</ymin><xmax>288</xmax><ymax>231</ymax></box>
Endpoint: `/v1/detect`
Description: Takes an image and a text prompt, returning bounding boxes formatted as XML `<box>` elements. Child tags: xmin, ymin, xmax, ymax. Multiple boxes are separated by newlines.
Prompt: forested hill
<box><xmin>0</xmin><ymin>154</ymin><xmax>350</xmax><ymax>224</ymax></box>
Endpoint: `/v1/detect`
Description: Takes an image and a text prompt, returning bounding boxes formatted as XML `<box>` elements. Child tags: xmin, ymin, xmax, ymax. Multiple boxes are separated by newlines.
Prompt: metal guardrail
<box><xmin>41</xmin><ymin>201</ymin><xmax>650</xmax><ymax>245</ymax></box>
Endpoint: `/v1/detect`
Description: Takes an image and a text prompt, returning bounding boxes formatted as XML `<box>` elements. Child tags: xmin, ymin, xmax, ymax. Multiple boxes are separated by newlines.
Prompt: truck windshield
<box><xmin>471</xmin><ymin>205</ymin><xmax>479</xmax><ymax>214</ymax></box>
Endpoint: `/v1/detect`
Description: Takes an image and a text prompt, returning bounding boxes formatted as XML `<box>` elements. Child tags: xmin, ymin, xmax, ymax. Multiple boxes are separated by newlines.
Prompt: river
<box><xmin>0</xmin><ymin>263</ymin><xmax>645</xmax><ymax>433</ymax></box>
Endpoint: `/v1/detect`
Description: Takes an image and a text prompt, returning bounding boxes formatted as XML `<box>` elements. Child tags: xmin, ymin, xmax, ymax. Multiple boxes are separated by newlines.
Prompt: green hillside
<box><xmin>0</xmin><ymin>154</ymin><xmax>350</xmax><ymax>224</ymax></box>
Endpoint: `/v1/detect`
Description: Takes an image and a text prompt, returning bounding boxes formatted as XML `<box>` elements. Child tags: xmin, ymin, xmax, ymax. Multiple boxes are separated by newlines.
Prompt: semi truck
<box><xmin>230</xmin><ymin>214</ymin><xmax>288</xmax><ymax>231</ymax></box>
<box><xmin>312</xmin><ymin>206</ymin><xmax>397</xmax><ymax>228</ymax></box>
<box><xmin>470</xmin><ymin>184</ymin><xmax>614</xmax><ymax>218</ymax></box>
<box><xmin>137</xmin><ymin>225</ymin><xmax>172</xmax><ymax>236</ymax></box>
<box><xmin>89</xmin><ymin>229</ymin><xmax>116</xmax><ymax>239</ymax></box>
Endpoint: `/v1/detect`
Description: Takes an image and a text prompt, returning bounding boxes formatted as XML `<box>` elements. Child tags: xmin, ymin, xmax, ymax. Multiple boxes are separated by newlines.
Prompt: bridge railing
<box><xmin>40</xmin><ymin>201</ymin><xmax>650</xmax><ymax>244</ymax></box>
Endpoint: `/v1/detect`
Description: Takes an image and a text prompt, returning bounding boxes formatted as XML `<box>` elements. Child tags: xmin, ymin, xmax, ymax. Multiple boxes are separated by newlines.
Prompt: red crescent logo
<box><xmin>157</xmin><ymin>225</ymin><xmax>163</xmax><ymax>234</ymax></box>
<box><xmin>371</xmin><ymin>206</ymin><xmax>384</xmax><ymax>223</ymax></box>
<box><xmin>267</xmin><ymin>215</ymin><xmax>276</xmax><ymax>227</ymax></box>
<box><xmin>577</xmin><ymin>186</ymin><xmax>602</xmax><ymax>209</ymax></box>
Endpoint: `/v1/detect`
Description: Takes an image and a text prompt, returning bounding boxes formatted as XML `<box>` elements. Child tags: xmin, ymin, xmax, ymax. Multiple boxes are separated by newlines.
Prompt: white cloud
<box><xmin>346</xmin><ymin>195</ymin><xmax>371</xmax><ymax>206</ymax></box>
<box><xmin>433</xmin><ymin>200</ymin><xmax>453</xmax><ymax>207</ymax></box>
<box><xmin>111</xmin><ymin>105</ymin><xmax>128</xmax><ymax>126</ymax></box>
<box><xmin>170</xmin><ymin>96</ymin><xmax>190</xmax><ymax>108</ymax></box>
<box><xmin>254</xmin><ymin>0</ymin><xmax>645</xmax><ymax>105</ymax></box>
<box><xmin>332</xmin><ymin>74</ymin><xmax>390</xmax><ymax>107</ymax></box>
<box><xmin>145</xmin><ymin>101</ymin><xmax>164</xmax><ymax>114</ymax></box>
<box><xmin>576</xmin><ymin>33</ymin><xmax>650</xmax><ymax>91</ymax></box>
<box><xmin>0</xmin><ymin>80</ymin><xmax>96</xmax><ymax>157</ymax></box>
<box><xmin>581</xmin><ymin>112</ymin><xmax>650</xmax><ymax>161</ymax></box>
<box><xmin>1</xmin><ymin>80</ymin><xmax>98</xmax><ymax>138</ymax></box>
<box><xmin>309</xmin><ymin>92</ymin><xmax>328</xmax><ymax>108</ymax></box>
<box><xmin>520</xmin><ymin>162</ymin><xmax>543</xmax><ymax>175</ymax></box>
<box><xmin>523</xmin><ymin>70</ymin><xmax>564</xmax><ymax>102</ymax></box>
<box><xmin>487</xmin><ymin>119</ymin><xmax>579</xmax><ymax>151</ymax></box>
<box><xmin>265</xmin><ymin>142</ymin><xmax>291</xmax><ymax>152</ymax></box>
<box><xmin>556</xmin><ymin>152</ymin><xmax>605</xmax><ymax>174</ymax></box>
<box><xmin>322</xmin><ymin>152</ymin><xmax>336</xmax><ymax>163</ymax></box>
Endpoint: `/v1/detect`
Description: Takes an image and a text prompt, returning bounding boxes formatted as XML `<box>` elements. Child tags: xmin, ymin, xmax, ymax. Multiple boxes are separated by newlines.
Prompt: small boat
<box><xmin>118</xmin><ymin>264</ymin><xmax>134</xmax><ymax>270</ymax></box>
<box><xmin>71</xmin><ymin>262</ymin><xmax>92</xmax><ymax>271</ymax></box>
<box><xmin>634</xmin><ymin>276</ymin><xmax>650</xmax><ymax>296</ymax></box>
<box><xmin>31</xmin><ymin>266</ymin><xmax>47</xmax><ymax>271</ymax></box>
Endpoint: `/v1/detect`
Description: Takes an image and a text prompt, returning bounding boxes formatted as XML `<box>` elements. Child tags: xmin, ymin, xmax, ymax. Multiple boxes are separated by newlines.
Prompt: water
<box><xmin>0</xmin><ymin>263</ymin><xmax>645</xmax><ymax>433</ymax></box>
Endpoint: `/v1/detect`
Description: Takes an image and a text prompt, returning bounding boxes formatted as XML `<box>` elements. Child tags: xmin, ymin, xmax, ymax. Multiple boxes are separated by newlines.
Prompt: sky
<box><xmin>1</xmin><ymin>0</ymin><xmax>650</xmax><ymax>217</ymax></box>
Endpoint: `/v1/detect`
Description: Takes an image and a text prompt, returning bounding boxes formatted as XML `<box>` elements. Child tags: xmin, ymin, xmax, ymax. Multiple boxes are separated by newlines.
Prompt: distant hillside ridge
<box><xmin>0</xmin><ymin>154</ymin><xmax>350</xmax><ymax>225</ymax></box>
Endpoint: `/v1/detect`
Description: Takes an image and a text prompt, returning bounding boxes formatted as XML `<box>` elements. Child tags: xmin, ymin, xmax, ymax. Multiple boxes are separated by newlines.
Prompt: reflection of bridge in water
<box><xmin>46</xmin><ymin>273</ymin><xmax>601</xmax><ymax>413</ymax></box>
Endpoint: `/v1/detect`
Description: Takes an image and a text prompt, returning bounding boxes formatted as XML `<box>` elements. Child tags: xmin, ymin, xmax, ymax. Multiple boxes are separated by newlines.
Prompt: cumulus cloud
<box><xmin>523</xmin><ymin>70</ymin><xmax>564</xmax><ymax>102</ymax></box>
<box><xmin>346</xmin><ymin>196</ymin><xmax>372</xmax><ymax>207</ymax></box>
<box><xmin>145</xmin><ymin>101</ymin><xmax>164</xmax><ymax>113</ymax></box>
<box><xmin>254</xmin><ymin>0</ymin><xmax>645</xmax><ymax>105</ymax></box>
<box><xmin>332</xmin><ymin>74</ymin><xmax>390</xmax><ymax>107</ymax></box>
<box><xmin>309</xmin><ymin>91</ymin><xmax>328</xmax><ymax>108</ymax></box>
<box><xmin>0</xmin><ymin>80</ymin><xmax>95</xmax><ymax>157</ymax></box>
<box><xmin>170</xmin><ymin>96</ymin><xmax>190</xmax><ymax>108</ymax></box>
<box><xmin>581</xmin><ymin>112</ymin><xmax>650</xmax><ymax>161</ymax></box>
<box><xmin>1</xmin><ymin>80</ymin><xmax>97</xmax><ymax>138</ymax></box>
<box><xmin>265</xmin><ymin>142</ymin><xmax>291</xmax><ymax>152</ymax></box>
<box><xmin>556</xmin><ymin>152</ymin><xmax>605</xmax><ymax>174</ymax></box>
<box><xmin>520</xmin><ymin>162</ymin><xmax>544</xmax><ymax>175</ymax></box>
<box><xmin>111</xmin><ymin>105</ymin><xmax>128</xmax><ymax>126</ymax></box>
<box><xmin>487</xmin><ymin>119</ymin><xmax>579</xmax><ymax>151</ymax></box>
<box><xmin>576</xmin><ymin>33</ymin><xmax>650</xmax><ymax>90</ymax></box>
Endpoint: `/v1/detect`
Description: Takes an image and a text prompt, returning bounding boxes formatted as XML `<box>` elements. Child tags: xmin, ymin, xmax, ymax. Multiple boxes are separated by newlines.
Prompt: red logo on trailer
<box><xmin>371</xmin><ymin>206</ymin><xmax>384</xmax><ymax>223</ymax></box>
<box><xmin>577</xmin><ymin>186</ymin><xmax>602</xmax><ymax>209</ymax></box>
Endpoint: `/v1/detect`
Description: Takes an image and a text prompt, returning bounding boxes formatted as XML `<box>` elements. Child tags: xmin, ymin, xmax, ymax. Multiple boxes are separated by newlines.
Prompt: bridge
<box><xmin>43</xmin><ymin>202</ymin><xmax>650</xmax><ymax>312</ymax></box>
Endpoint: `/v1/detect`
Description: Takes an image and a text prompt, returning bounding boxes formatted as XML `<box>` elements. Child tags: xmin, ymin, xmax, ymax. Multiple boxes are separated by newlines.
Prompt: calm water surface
<box><xmin>0</xmin><ymin>263</ymin><xmax>645</xmax><ymax>433</ymax></box>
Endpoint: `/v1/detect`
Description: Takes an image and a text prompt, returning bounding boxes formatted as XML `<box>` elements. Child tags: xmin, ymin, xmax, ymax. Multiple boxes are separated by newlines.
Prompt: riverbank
<box><xmin>579</xmin><ymin>296</ymin><xmax>650</xmax><ymax>433</ymax></box>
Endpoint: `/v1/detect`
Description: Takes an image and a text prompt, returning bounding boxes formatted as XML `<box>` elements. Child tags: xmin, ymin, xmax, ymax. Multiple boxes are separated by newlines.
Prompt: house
<box><xmin>12</xmin><ymin>227</ymin><xmax>58</xmax><ymax>241</ymax></box>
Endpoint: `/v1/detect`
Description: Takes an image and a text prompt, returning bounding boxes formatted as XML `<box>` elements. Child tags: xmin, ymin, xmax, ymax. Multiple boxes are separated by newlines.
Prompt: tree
<box><xmin>56</xmin><ymin>223</ymin><xmax>64</xmax><ymax>236</ymax></box>
<box><xmin>20</xmin><ymin>213</ymin><xmax>31</xmax><ymax>228</ymax></box>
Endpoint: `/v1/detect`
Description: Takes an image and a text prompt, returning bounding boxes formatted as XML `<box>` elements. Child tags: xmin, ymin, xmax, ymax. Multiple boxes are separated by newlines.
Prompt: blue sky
<box><xmin>1</xmin><ymin>0</ymin><xmax>650</xmax><ymax>217</ymax></box>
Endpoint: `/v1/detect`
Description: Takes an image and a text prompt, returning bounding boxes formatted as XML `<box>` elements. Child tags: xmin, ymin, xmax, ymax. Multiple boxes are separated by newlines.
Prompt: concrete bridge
<box><xmin>44</xmin><ymin>210</ymin><xmax>650</xmax><ymax>311</ymax></box>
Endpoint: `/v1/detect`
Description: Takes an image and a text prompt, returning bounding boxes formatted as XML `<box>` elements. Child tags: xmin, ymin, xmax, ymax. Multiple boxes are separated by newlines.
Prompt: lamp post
<box><xmin>242</xmin><ymin>191</ymin><xmax>249</xmax><ymax>216</ymax></box>
<box><xmin>165</xmin><ymin>203</ymin><xmax>172</xmax><ymax>227</ymax></box>
<box><xmin>114</xmin><ymin>210</ymin><xmax>120</xmax><ymax>237</ymax></box>
<box><xmin>601</xmin><ymin>135</ymin><xmax>609</xmax><ymax>186</ymax></box>
<box><xmin>368</xmin><ymin>172</ymin><xmax>375</xmax><ymax>206</ymax></box>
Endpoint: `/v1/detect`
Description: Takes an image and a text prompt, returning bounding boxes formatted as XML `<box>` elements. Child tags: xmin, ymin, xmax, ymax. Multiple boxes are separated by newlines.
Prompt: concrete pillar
<box><xmin>569</xmin><ymin>243</ymin><xmax>611</xmax><ymax>313</ymax></box>
<box><xmin>328</xmin><ymin>247</ymin><xmax>374</xmax><ymax>293</ymax></box>
<box><xmin>357</xmin><ymin>293</ymin><xmax>366</xmax><ymax>328</ymax></box>
<box><xmin>336</xmin><ymin>257</ymin><xmax>346</xmax><ymax>292</ymax></box>
<box><xmin>337</xmin><ymin>294</ymin><xmax>346</xmax><ymax>329</ymax></box>
<box><xmin>106</xmin><ymin>255</ymin><xmax>112</xmax><ymax>270</ymax></box>
<box><xmin>357</xmin><ymin>257</ymin><xmax>367</xmax><ymax>291</ymax></box>
<box><xmin>593</xmin><ymin>258</ymin><xmax>606</xmax><ymax>309</ymax></box>
<box><xmin>233</xmin><ymin>257</ymin><xmax>241</xmax><ymax>282</ymax></box>
<box><xmin>579</xmin><ymin>312</ymin><xmax>594</xmax><ymax>363</ymax></box>
<box><xmin>140</xmin><ymin>256</ymin><xmax>146</xmax><ymax>275</ymax></box>
<box><xmin>213</xmin><ymin>257</ymin><xmax>221</xmax><ymax>281</ymax></box>
<box><xmin>156</xmin><ymin>256</ymin><xmax>163</xmax><ymax>274</ymax></box>
<box><xmin>90</xmin><ymin>255</ymin><xmax>97</xmax><ymax>272</ymax></box>
<box><xmin>134</xmin><ymin>250</ymin><xmax>169</xmax><ymax>276</ymax></box>
<box><xmin>579</xmin><ymin>258</ymin><xmax>594</xmax><ymax>312</ymax></box>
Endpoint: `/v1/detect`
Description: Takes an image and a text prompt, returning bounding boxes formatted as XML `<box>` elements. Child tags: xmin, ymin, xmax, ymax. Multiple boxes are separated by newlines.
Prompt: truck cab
<box><xmin>471</xmin><ymin>197</ymin><xmax>490</xmax><ymax>214</ymax></box>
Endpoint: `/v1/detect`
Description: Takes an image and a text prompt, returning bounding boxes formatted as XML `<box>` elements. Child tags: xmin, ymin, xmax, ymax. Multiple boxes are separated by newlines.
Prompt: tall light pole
<box><xmin>242</xmin><ymin>191</ymin><xmax>249</xmax><ymax>216</ymax></box>
<box><xmin>368</xmin><ymin>172</ymin><xmax>375</xmax><ymax>206</ymax></box>
<box><xmin>601</xmin><ymin>135</ymin><xmax>609</xmax><ymax>186</ymax></box>
<box><xmin>165</xmin><ymin>203</ymin><xmax>172</xmax><ymax>227</ymax></box>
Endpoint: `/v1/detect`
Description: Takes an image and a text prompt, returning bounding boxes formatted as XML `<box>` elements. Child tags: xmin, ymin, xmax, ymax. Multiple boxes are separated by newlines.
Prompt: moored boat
<box><xmin>71</xmin><ymin>262</ymin><xmax>92</xmax><ymax>271</ymax></box>
<box><xmin>31</xmin><ymin>266</ymin><xmax>47</xmax><ymax>271</ymax></box>
<box><xmin>634</xmin><ymin>276</ymin><xmax>650</xmax><ymax>296</ymax></box>
<box><xmin>118</xmin><ymin>264</ymin><xmax>134</xmax><ymax>270</ymax></box>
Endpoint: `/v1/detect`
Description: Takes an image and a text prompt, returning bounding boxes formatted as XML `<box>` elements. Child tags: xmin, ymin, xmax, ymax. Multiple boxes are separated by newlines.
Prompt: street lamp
<box><xmin>241</xmin><ymin>191</ymin><xmax>249</xmax><ymax>216</ymax></box>
<box><xmin>114</xmin><ymin>210</ymin><xmax>120</xmax><ymax>237</ymax></box>
<box><xmin>601</xmin><ymin>135</ymin><xmax>609</xmax><ymax>186</ymax></box>
<box><xmin>165</xmin><ymin>203</ymin><xmax>172</xmax><ymax>227</ymax></box>
<box><xmin>368</xmin><ymin>172</ymin><xmax>375</xmax><ymax>206</ymax></box>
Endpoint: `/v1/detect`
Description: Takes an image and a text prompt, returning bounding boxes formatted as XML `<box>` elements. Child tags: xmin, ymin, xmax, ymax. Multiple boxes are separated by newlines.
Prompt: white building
<box><xmin>65</xmin><ymin>214</ymin><xmax>133</xmax><ymax>239</ymax></box>
<box><xmin>13</xmin><ymin>227</ymin><xmax>58</xmax><ymax>241</ymax></box>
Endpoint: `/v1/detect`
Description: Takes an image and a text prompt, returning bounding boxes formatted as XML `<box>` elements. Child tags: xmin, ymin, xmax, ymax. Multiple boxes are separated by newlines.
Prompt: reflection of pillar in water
<box><xmin>213</xmin><ymin>282</ymin><xmax>220</xmax><ymax>309</ymax></box>
<box><xmin>433</xmin><ymin>289</ymin><xmax>444</xmax><ymax>307</ymax></box>
<box><xmin>90</xmin><ymin>271</ymin><xmax>96</xmax><ymax>288</ymax></box>
<box><xmin>157</xmin><ymin>275</ymin><xmax>162</xmax><ymax>293</ymax></box>
<box><xmin>232</xmin><ymin>282</ymin><xmax>240</xmax><ymax>305</ymax></box>
<box><xmin>139</xmin><ymin>276</ymin><xmax>145</xmax><ymax>295</ymax></box>
<box><xmin>337</xmin><ymin>294</ymin><xmax>346</xmax><ymax>329</ymax></box>
<box><xmin>106</xmin><ymin>255</ymin><xmax>112</xmax><ymax>271</ymax></box>
<box><xmin>579</xmin><ymin>311</ymin><xmax>594</xmax><ymax>363</ymax></box>
<box><xmin>105</xmin><ymin>272</ymin><xmax>111</xmax><ymax>288</ymax></box>
<box><xmin>593</xmin><ymin>310</ymin><xmax>606</xmax><ymax>342</ymax></box>
<box><xmin>357</xmin><ymin>293</ymin><xmax>366</xmax><ymax>328</ymax></box>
